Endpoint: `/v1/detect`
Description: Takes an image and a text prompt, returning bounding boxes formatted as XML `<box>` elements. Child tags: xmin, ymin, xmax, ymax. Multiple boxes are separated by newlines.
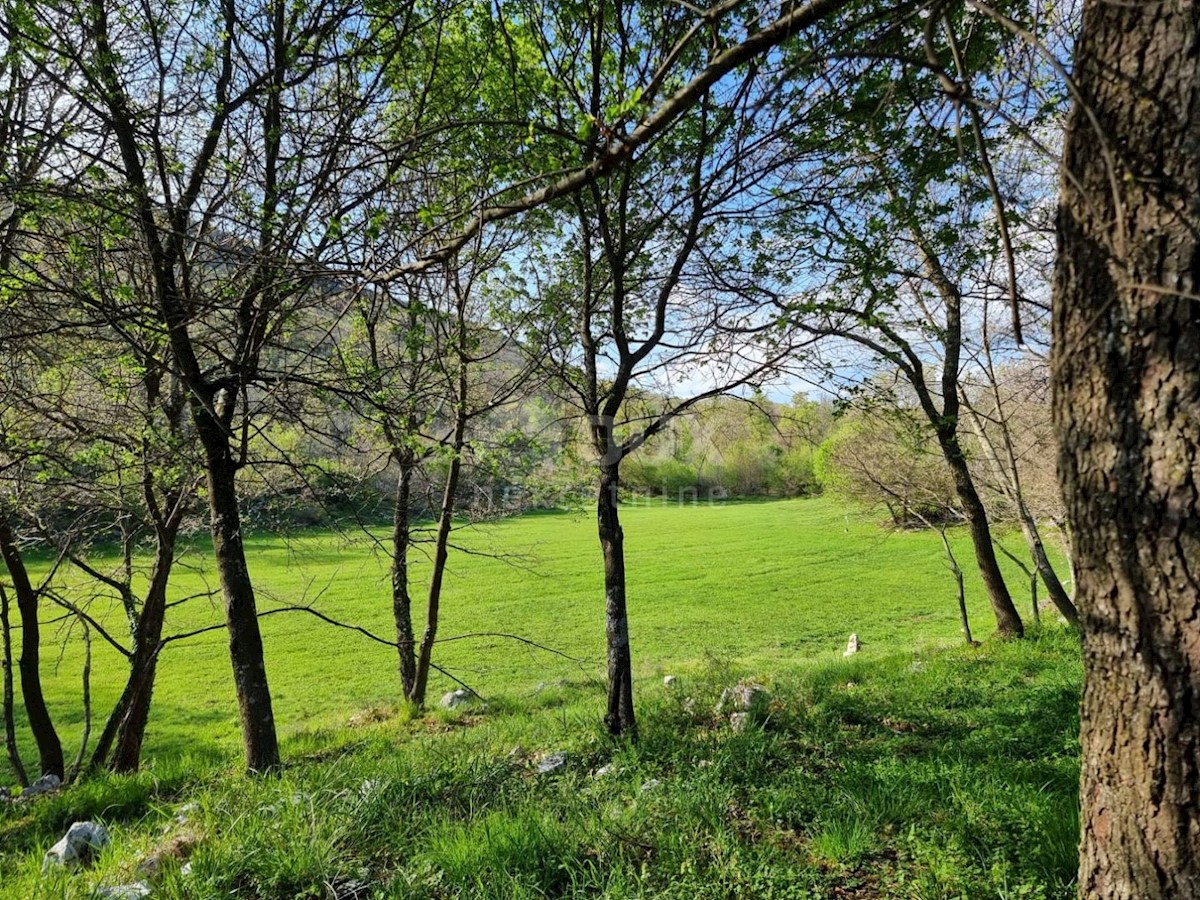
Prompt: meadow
<box><xmin>0</xmin><ymin>498</ymin><xmax>1082</xmax><ymax>898</ymax></box>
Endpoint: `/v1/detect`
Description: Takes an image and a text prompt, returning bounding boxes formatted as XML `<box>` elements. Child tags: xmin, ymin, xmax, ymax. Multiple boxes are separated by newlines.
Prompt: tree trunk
<box><xmin>0</xmin><ymin>514</ymin><xmax>63</xmax><ymax>779</ymax></box>
<box><xmin>391</xmin><ymin>458</ymin><xmax>417</xmax><ymax>699</ymax></box>
<box><xmin>108</xmin><ymin>537</ymin><xmax>174</xmax><ymax>772</ymax></box>
<box><xmin>939</xmin><ymin>440</ymin><xmax>1024</xmax><ymax>637</ymax></box>
<box><xmin>199</xmin><ymin>432</ymin><xmax>279</xmax><ymax>773</ymax></box>
<box><xmin>1054</xmin><ymin>4</ymin><xmax>1200</xmax><ymax>896</ymax></box>
<box><xmin>1</xmin><ymin>583</ymin><xmax>27</xmax><ymax>786</ymax></box>
<box><xmin>965</xmin><ymin>406</ymin><xmax>1079</xmax><ymax>626</ymax></box>
<box><xmin>598</xmin><ymin>465</ymin><xmax>636</xmax><ymax>738</ymax></box>
<box><xmin>1016</xmin><ymin>511</ymin><xmax>1078</xmax><ymax>628</ymax></box>
<box><xmin>411</xmin><ymin>423</ymin><xmax>467</xmax><ymax>707</ymax></box>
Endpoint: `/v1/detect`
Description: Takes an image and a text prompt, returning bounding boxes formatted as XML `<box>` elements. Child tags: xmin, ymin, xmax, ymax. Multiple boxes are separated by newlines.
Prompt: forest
<box><xmin>0</xmin><ymin>0</ymin><xmax>1196</xmax><ymax>897</ymax></box>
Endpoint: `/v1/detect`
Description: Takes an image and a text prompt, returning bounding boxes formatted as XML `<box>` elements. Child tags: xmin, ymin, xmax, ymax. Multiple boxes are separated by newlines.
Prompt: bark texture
<box><xmin>598</xmin><ymin>467</ymin><xmax>636</xmax><ymax>737</ymax></box>
<box><xmin>1054</xmin><ymin>4</ymin><xmax>1200</xmax><ymax>896</ymax></box>
<box><xmin>200</xmin><ymin>431</ymin><xmax>279</xmax><ymax>773</ymax></box>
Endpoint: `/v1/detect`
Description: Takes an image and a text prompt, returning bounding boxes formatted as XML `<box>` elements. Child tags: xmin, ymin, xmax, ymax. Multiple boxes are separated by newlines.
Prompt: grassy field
<box><xmin>8</xmin><ymin>497</ymin><xmax>1062</xmax><ymax>765</ymax></box>
<box><xmin>0</xmin><ymin>498</ymin><xmax>1082</xmax><ymax>898</ymax></box>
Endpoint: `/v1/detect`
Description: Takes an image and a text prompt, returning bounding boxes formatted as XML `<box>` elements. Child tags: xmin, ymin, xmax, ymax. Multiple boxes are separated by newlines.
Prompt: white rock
<box><xmin>663</xmin><ymin>675</ymin><xmax>677</xmax><ymax>688</ymax></box>
<box><xmin>537</xmin><ymin>752</ymin><xmax>568</xmax><ymax>775</ymax></box>
<box><xmin>181</xmin><ymin>861</ymin><xmax>193</xmax><ymax>876</ymax></box>
<box><xmin>96</xmin><ymin>884</ymin><xmax>151</xmax><ymax>899</ymax></box>
<box><xmin>42</xmin><ymin>821</ymin><xmax>110</xmax><ymax>871</ymax></box>
<box><xmin>439</xmin><ymin>688</ymin><xmax>473</xmax><ymax>709</ymax></box>
<box><xmin>592</xmin><ymin>763</ymin><xmax>616</xmax><ymax>778</ymax></box>
<box><xmin>714</xmin><ymin>683</ymin><xmax>770</xmax><ymax>716</ymax></box>
<box><xmin>639</xmin><ymin>778</ymin><xmax>662</xmax><ymax>792</ymax></box>
<box><xmin>21</xmin><ymin>773</ymin><xmax>61</xmax><ymax>800</ymax></box>
<box><xmin>843</xmin><ymin>633</ymin><xmax>860</xmax><ymax>656</ymax></box>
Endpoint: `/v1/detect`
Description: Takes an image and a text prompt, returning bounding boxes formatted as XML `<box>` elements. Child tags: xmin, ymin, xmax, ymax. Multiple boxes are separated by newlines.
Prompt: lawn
<box><xmin>0</xmin><ymin>497</ymin><xmax>1082</xmax><ymax>898</ymax></box>
<box><xmin>8</xmin><ymin>497</ymin><xmax>1062</xmax><ymax>766</ymax></box>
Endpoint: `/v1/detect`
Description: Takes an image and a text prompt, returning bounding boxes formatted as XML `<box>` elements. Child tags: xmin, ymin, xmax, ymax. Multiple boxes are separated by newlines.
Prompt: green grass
<box><xmin>0</xmin><ymin>632</ymin><xmax>1081</xmax><ymax>898</ymax></box>
<box><xmin>7</xmin><ymin>497</ymin><xmax>1065</xmax><ymax>765</ymax></box>
<box><xmin>0</xmin><ymin>498</ymin><xmax>1081</xmax><ymax>898</ymax></box>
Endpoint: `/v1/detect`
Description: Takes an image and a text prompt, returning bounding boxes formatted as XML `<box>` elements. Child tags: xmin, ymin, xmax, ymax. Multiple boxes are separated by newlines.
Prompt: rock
<box><xmin>639</xmin><ymin>778</ymin><xmax>662</xmax><ymax>792</ymax></box>
<box><xmin>181</xmin><ymin>861</ymin><xmax>193</xmax><ymax>877</ymax></box>
<box><xmin>21</xmin><ymin>773</ymin><xmax>61</xmax><ymax>801</ymax></box>
<box><xmin>663</xmin><ymin>675</ymin><xmax>677</xmax><ymax>688</ymax></box>
<box><xmin>96</xmin><ymin>884</ymin><xmax>152</xmax><ymax>899</ymax></box>
<box><xmin>714</xmin><ymin>683</ymin><xmax>770</xmax><ymax>716</ymax></box>
<box><xmin>729</xmin><ymin>712</ymin><xmax>750</xmax><ymax>733</ymax></box>
<box><xmin>843</xmin><ymin>633</ymin><xmax>860</xmax><ymax>656</ymax></box>
<box><xmin>592</xmin><ymin>763</ymin><xmax>616</xmax><ymax>778</ymax></box>
<box><xmin>537</xmin><ymin>752</ymin><xmax>568</xmax><ymax>775</ymax></box>
<box><xmin>439</xmin><ymin>688</ymin><xmax>473</xmax><ymax>709</ymax></box>
<box><xmin>325</xmin><ymin>876</ymin><xmax>371</xmax><ymax>899</ymax></box>
<box><xmin>42</xmin><ymin>821</ymin><xmax>110</xmax><ymax>872</ymax></box>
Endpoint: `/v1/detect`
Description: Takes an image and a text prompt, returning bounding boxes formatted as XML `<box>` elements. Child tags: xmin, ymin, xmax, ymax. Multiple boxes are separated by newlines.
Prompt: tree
<box><xmin>777</xmin><ymin>5</ymin><xmax>1047</xmax><ymax>638</ymax></box>
<box><xmin>15</xmin><ymin>0</ymin><xmax>423</xmax><ymax>772</ymax></box>
<box><xmin>1054</xmin><ymin>3</ymin><xmax>1200</xmax><ymax>895</ymax></box>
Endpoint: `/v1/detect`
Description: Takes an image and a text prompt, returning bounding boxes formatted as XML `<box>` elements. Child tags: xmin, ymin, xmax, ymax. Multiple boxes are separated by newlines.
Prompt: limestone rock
<box><xmin>843</xmin><ymin>633</ymin><xmax>860</xmax><ymax>656</ymax></box>
<box><xmin>96</xmin><ymin>884</ymin><xmax>151</xmax><ymax>899</ymax></box>
<box><xmin>21</xmin><ymin>773</ymin><xmax>61</xmax><ymax>801</ymax></box>
<box><xmin>439</xmin><ymin>688</ymin><xmax>473</xmax><ymax>709</ymax></box>
<box><xmin>42</xmin><ymin>821</ymin><xmax>109</xmax><ymax>872</ymax></box>
<box><xmin>714</xmin><ymin>683</ymin><xmax>770</xmax><ymax>716</ymax></box>
<box><xmin>537</xmin><ymin>752</ymin><xmax>568</xmax><ymax>775</ymax></box>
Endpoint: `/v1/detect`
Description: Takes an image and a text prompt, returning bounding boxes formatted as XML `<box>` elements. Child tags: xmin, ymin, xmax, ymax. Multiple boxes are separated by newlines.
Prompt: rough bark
<box><xmin>391</xmin><ymin>458</ymin><xmax>417</xmax><ymax>698</ymax></box>
<box><xmin>1054</xmin><ymin>4</ymin><xmax>1200</xmax><ymax>896</ymax></box>
<box><xmin>199</xmin><ymin>429</ymin><xmax>279</xmax><ymax>773</ymax></box>
<box><xmin>598</xmin><ymin>466</ymin><xmax>636</xmax><ymax>738</ymax></box>
<box><xmin>0</xmin><ymin>514</ymin><xmax>63</xmax><ymax>779</ymax></box>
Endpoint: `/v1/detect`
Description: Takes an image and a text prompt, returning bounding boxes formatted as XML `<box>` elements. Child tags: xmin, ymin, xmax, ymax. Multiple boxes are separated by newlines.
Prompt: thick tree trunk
<box><xmin>598</xmin><ymin>466</ymin><xmax>636</xmax><ymax>738</ymax></box>
<box><xmin>200</xmin><ymin>434</ymin><xmax>279</xmax><ymax>773</ymax></box>
<box><xmin>939</xmin><ymin>442</ymin><xmax>1024</xmax><ymax>637</ymax></box>
<box><xmin>1055</xmin><ymin>4</ymin><xmax>1200</xmax><ymax>896</ymax></box>
<box><xmin>1</xmin><ymin>584</ymin><xmax>27</xmax><ymax>786</ymax></box>
<box><xmin>391</xmin><ymin>459</ymin><xmax>417</xmax><ymax>699</ymax></box>
<box><xmin>0</xmin><ymin>514</ymin><xmax>63</xmax><ymax>779</ymax></box>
